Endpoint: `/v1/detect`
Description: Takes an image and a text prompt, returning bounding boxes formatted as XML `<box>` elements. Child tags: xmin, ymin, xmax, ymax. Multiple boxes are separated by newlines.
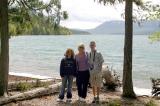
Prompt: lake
<box><xmin>9</xmin><ymin>35</ymin><xmax>160</xmax><ymax>90</ymax></box>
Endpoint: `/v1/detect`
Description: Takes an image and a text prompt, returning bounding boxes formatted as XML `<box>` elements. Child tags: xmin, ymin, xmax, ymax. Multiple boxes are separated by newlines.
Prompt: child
<box><xmin>57</xmin><ymin>48</ymin><xmax>77</xmax><ymax>102</ymax></box>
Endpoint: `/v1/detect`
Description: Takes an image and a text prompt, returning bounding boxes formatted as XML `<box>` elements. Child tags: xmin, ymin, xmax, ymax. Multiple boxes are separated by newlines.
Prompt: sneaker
<box><xmin>78</xmin><ymin>97</ymin><xmax>82</xmax><ymax>101</ymax></box>
<box><xmin>96</xmin><ymin>97</ymin><xmax>99</xmax><ymax>103</ymax></box>
<box><xmin>92</xmin><ymin>97</ymin><xmax>96</xmax><ymax>103</ymax></box>
<box><xmin>96</xmin><ymin>96</ymin><xmax>100</xmax><ymax>104</ymax></box>
<box><xmin>78</xmin><ymin>97</ymin><xmax>81</xmax><ymax>101</ymax></box>
<box><xmin>81</xmin><ymin>98</ymin><xmax>86</xmax><ymax>102</ymax></box>
<box><xmin>57</xmin><ymin>98</ymin><xmax>63</xmax><ymax>102</ymax></box>
<box><xmin>66</xmin><ymin>98</ymin><xmax>72</xmax><ymax>102</ymax></box>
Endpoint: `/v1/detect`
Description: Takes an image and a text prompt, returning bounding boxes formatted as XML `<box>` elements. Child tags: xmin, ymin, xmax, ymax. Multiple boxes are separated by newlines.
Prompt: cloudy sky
<box><xmin>60</xmin><ymin>0</ymin><xmax>160</xmax><ymax>29</ymax></box>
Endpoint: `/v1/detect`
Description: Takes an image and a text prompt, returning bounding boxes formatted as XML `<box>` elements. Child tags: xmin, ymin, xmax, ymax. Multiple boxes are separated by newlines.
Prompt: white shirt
<box><xmin>89</xmin><ymin>50</ymin><xmax>104</xmax><ymax>71</ymax></box>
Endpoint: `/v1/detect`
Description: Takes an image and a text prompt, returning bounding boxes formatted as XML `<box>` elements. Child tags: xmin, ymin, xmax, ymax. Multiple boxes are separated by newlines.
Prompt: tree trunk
<box><xmin>122</xmin><ymin>0</ymin><xmax>136</xmax><ymax>98</ymax></box>
<box><xmin>0</xmin><ymin>0</ymin><xmax>9</xmax><ymax>96</ymax></box>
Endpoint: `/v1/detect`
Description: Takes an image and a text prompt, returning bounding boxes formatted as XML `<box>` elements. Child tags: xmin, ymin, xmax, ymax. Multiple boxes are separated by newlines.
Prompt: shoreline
<box><xmin>9</xmin><ymin>75</ymin><xmax>35</xmax><ymax>82</ymax></box>
<box><xmin>9</xmin><ymin>72</ymin><xmax>54</xmax><ymax>80</ymax></box>
<box><xmin>9</xmin><ymin>72</ymin><xmax>152</xmax><ymax>96</ymax></box>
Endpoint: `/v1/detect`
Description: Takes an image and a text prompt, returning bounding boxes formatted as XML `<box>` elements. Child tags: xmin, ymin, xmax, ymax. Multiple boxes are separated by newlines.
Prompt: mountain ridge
<box><xmin>86</xmin><ymin>20</ymin><xmax>160</xmax><ymax>35</ymax></box>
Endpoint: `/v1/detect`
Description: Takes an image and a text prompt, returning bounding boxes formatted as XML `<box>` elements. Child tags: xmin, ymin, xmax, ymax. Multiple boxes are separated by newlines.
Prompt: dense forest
<box><xmin>9</xmin><ymin>14</ymin><xmax>72</xmax><ymax>36</ymax></box>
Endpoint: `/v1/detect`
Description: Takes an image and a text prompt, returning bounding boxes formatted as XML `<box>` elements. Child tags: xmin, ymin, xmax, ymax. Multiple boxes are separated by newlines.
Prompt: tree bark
<box><xmin>0</xmin><ymin>0</ymin><xmax>9</xmax><ymax>96</ymax></box>
<box><xmin>122</xmin><ymin>0</ymin><xmax>136</xmax><ymax>98</ymax></box>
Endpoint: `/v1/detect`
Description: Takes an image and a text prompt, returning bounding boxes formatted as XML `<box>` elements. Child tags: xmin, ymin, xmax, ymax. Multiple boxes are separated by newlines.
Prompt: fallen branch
<box><xmin>0</xmin><ymin>82</ymin><xmax>61</xmax><ymax>105</ymax></box>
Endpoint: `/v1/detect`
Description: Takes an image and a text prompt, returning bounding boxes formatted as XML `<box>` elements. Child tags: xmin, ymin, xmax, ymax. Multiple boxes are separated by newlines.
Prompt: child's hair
<box><xmin>65</xmin><ymin>48</ymin><xmax>75</xmax><ymax>58</ymax></box>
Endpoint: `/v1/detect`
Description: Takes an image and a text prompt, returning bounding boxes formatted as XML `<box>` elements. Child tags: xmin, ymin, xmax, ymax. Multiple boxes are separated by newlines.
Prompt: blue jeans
<box><xmin>59</xmin><ymin>76</ymin><xmax>73</xmax><ymax>99</ymax></box>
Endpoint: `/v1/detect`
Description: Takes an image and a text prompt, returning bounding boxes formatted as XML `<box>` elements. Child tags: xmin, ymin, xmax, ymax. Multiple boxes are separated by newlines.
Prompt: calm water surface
<box><xmin>9</xmin><ymin>35</ymin><xmax>160</xmax><ymax>89</ymax></box>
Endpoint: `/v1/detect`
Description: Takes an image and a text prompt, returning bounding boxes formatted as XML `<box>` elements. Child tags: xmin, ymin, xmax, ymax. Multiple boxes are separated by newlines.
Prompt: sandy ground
<box><xmin>8</xmin><ymin>75</ymin><xmax>35</xmax><ymax>82</ymax></box>
<box><xmin>4</xmin><ymin>87</ymin><xmax>160</xmax><ymax>106</ymax></box>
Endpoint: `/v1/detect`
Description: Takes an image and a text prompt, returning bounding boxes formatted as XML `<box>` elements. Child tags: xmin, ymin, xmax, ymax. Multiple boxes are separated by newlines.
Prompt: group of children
<box><xmin>57</xmin><ymin>41</ymin><xmax>104</xmax><ymax>103</ymax></box>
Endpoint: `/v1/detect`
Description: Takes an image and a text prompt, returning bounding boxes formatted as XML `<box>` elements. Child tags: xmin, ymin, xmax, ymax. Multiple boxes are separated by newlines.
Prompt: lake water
<box><xmin>9</xmin><ymin>35</ymin><xmax>160</xmax><ymax>90</ymax></box>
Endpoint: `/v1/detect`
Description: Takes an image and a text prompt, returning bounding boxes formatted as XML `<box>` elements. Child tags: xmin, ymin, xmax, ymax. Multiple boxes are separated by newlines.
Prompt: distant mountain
<box><xmin>70</xmin><ymin>29</ymin><xmax>90</xmax><ymax>35</ymax></box>
<box><xmin>87</xmin><ymin>20</ymin><xmax>160</xmax><ymax>35</ymax></box>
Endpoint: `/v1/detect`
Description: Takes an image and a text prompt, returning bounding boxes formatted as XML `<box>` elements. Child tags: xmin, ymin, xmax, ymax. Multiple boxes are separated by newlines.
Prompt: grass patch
<box><xmin>108</xmin><ymin>100</ymin><xmax>121</xmax><ymax>106</ymax></box>
<box><xmin>16</xmin><ymin>80</ymin><xmax>50</xmax><ymax>91</ymax></box>
<box><xmin>16</xmin><ymin>82</ymin><xmax>33</xmax><ymax>91</ymax></box>
<box><xmin>35</xmin><ymin>80</ymin><xmax>50</xmax><ymax>88</ymax></box>
<box><xmin>146</xmin><ymin>100</ymin><xmax>157</xmax><ymax>106</ymax></box>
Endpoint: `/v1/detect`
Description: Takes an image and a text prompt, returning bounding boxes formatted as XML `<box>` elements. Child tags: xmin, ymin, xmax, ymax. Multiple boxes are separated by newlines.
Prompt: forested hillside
<box><xmin>9</xmin><ymin>0</ymin><xmax>71</xmax><ymax>36</ymax></box>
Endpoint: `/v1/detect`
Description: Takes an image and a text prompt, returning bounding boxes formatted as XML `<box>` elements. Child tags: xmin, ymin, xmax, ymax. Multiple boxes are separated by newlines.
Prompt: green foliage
<box><xmin>21</xmin><ymin>14</ymin><xmax>71</xmax><ymax>35</ymax></box>
<box><xmin>53</xmin><ymin>27</ymin><xmax>72</xmax><ymax>35</ymax></box>
<box><xmin>108</xmin><ymin>100</ymin><xmax>121</xmax><ymax>106</ymax></box>
<box><xmin>35</xmin><ymin>80</ymin><xmax>49</xmax><ymax>88</ymax></box>
<box><xmin>137</xmin><ymin>1</ymin><xmax>160</xmax><ymax>42</ymax></box>
<box><xmin>139</xmin><ymin>1</ymin><xmax>160</xmax><ymax>21</ymax></box>
<box><xmin>149</xmin><ymin>32</ymin><xmax>160</xmax><ymax>42</ymax></box>
<box><xmin>16</xmin><ymin>82</ymin><xmax>33</xmax><ymax>91</ymax></box>
<box><xmin>63</xmin><ymin>11</ymin><xmax>69</xmax><ymax>20</ymax></box>
<box><xmin>146</xmin><ymin>100</ymin><xmax>157</xmax><ymax>106</ymax></box>
<box><xmin>8</xmin><ymin>0</ymin><xmax>70</xmax><ymax>36</ymax></box>
<box><xmin>94</xmin><ymin>0</ymin><xmax>143</xmax><ymax>6</ymax></box>
<box><xmin>144</xmin><ymin>2</ymin><xmax>160</xmax><ymax>43</ymax></box>
<box><xmin>16</xmin><ymin>80</ymin><xmax>50</xmax><ymax>91</ymax></box>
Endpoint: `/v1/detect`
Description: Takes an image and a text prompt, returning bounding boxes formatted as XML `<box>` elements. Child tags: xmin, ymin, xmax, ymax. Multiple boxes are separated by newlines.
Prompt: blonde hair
<box><xmin>65</xmin><ymin>48</ymin><xmax>74</xmax><ymax>58</ymax></box>
<box><xmin>78</xmin><ymin>43</ymin><xmax>85</xmax><ymax>49</ymax></box>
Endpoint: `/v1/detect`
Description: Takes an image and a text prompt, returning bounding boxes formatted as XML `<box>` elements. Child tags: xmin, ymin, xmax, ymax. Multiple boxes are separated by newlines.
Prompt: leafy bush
<box><xmin>149</xmin><ymin>32</ymin><xmax>160</xmax><ymax>42</ymax></box>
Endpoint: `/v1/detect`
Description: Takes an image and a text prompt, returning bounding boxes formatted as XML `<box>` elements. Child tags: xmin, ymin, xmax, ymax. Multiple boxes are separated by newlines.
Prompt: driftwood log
<box><xmin>102</xmin><ymin>66</ymin><xmax>121</xmax><ymax>90</ymax></box>
<box><xmin>0</xmin><ymin>82</ymin><xmax>62</xmax><ymax>105</ymax></box>
<box><xmin>151</xmin><ymin>78</ymin><xmax>160</xmax><ymax>97</ymax></box>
